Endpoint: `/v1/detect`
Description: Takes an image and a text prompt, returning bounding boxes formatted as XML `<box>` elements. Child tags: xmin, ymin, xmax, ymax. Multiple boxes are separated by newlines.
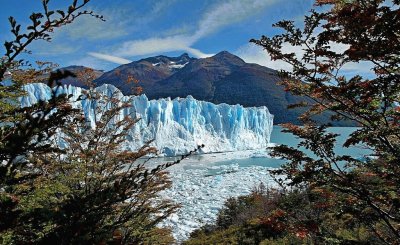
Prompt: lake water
<box><xmin>159</xmin><ymin>126</ymin><xmax>372</xmax><ymax>241</ymax></box>
<box><xmin>175</xmin><ymin>126</ymin><xmax>370</xmax><ymax>176</ymax></box>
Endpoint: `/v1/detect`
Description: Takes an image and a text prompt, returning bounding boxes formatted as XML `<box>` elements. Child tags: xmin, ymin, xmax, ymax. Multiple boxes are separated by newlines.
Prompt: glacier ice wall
<box><xmin>21</xmin><ymin>83</ymin><xmax>274</xmax><ymax>156</ymax></box>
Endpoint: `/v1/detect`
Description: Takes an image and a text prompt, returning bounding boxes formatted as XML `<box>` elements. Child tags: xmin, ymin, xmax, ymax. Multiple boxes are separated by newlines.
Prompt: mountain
<box><xmin>21</xmin><ymin>83</ymin><xmax>274</xmax><ymax>156</ymax></box>
<box><xmin>94</xmin><ymin>51</ymin><xmax>351</xmax><ymax>125</ymax></box>
<box><xmin>94</xmin><ymin>53</ymin><xmax>194</xmax><ymax>93</ymax></box>
<box><xmin>52</xmin><ymin>66</ymin><xmax>104</xmax><ymax>88</ymax></box>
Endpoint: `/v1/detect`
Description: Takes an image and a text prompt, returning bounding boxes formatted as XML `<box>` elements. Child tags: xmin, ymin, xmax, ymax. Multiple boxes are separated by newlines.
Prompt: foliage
<box><xmin>187</xmin><ymin>0</ymin><xmax>399</xmax><ymax>244</ymax></box>
<box><xmin>249</xmin><ymin>0</ymin><xmax>400</xmax><ymax>243</ymax></box>
<box><xmin>186</xmin><ymin>185</ymin><xmax>378</xmax><ymax>244</ymax></box>
<box><xmin>0</xmin><ymin>1</ymin><xmax>183</xmax><ymax>244</ymax></box>
<box><xmin>1</xmin><ymin>2</ymin><xmax>94</xmax><ymax>241</ymax></box>
<box><xmin>0</xmin><ymin>0</ymin><xmax>103</xmax><ymax>81</ymax></box>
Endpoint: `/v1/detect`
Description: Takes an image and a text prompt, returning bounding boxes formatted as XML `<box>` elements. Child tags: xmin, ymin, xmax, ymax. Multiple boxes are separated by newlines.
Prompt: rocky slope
<box><xmin>92</xmin><ymin>51</ymin><xmax>350</xmax><ymax>125</ymax></box>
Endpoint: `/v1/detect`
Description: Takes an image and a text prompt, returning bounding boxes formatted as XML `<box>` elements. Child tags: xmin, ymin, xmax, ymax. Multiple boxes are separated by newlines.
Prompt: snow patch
<box><xmin>169</xmin><ymin>62</ymin><xmax>188</xmax><ymax>69</ymax></box>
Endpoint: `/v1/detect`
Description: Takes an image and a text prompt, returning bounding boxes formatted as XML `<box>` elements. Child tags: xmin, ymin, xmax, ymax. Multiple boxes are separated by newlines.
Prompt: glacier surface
<box><xmin>21</xmin><ymin>83</ymin><xmax>274</xmax><ymax>156</ymax></box>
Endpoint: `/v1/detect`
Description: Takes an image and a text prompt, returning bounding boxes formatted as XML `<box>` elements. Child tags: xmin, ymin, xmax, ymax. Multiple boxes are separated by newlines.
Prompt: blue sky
<box><xmin>0</xmin><ymin>0</ymin><xmax>318</xmax><ymax>71</ymax></box>
<box><xmin>1</xmin><ymin>0</ymin><xmax>373</xmax><ymax>75</ymax></box>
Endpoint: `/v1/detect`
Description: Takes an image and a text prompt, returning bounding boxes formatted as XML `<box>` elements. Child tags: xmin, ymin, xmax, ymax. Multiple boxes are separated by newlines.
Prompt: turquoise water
<box><xmin>157</xmin><ymin>126</ymin><xmax>371</xmax><ymax>176</ymax></box>
<box><xmin>211</xmin><ymin>126</ymin><xmax>371</xmax><ymax>169</ymax></box>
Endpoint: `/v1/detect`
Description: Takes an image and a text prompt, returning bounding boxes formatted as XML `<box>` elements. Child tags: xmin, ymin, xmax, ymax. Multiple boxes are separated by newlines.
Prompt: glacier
<box><xmin>21</xmin><ymin>83</ymin><xmax>274</xmax><ymax>156</ymax></box>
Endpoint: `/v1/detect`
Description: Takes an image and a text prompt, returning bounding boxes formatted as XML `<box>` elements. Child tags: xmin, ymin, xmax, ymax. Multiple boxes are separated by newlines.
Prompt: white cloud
<box><xmin>341</xmin><ymin>61</ymin><xmax>374</xmax><ymax>74</ymax></box>
<box><xmin>116</xmin><ymin>35</ymin><xmax>194</xmax><ymax>57</ymax></box>
<box><xmin>32</xmin><ymin>41</ymin><xmax>80</xmax><ymax>56</ymax></box>
<box><xmin>88</xmin><ymin>52</ymin><xmax>132</xmax><ymax>64</ymax></box>
<box><xmin>93</xmin><ymin>0</ymin><xmax>277</xmax><ymax>61</ymax></box>
<box><xmin>64</xmin><ymin>1</ymin><xmax>178</xmax><ymax>41</ymax></box>
<box><xmin>184</xmin><ymin>47</ymin><xmax>215</xmax><ymax>58</ymax></box>
<box><xmin>320</xmin><ymin>42</ymin><xmax>375</xmax><ymax>75</ymax></box>
<box><xmin>66</xmin><ymin>15</ymin><xmax>127</xmax><ymax>40</ymax></box>
<box><xmin>69</xmin><ymin>56</ymin><xmax>109</xmax><ymax>71</ymax></box>
<box><xmin>193</xmin><ymin>0</ymin><xmax>277</xmax><ymax>40</ymax></box>
<box><xmin>235</xmin><ymin>42</ymin><xmax>374</xmax><ymax>76</ymax></box>
<box><xmin>114</xmin><ymin>35</ymin><xmax>215</xmax><ymax>58</ymax></box>
<box><xmin>235</xmin><ymin>43</ymin><xmax>303</xmax><ymax>71</ymax></box>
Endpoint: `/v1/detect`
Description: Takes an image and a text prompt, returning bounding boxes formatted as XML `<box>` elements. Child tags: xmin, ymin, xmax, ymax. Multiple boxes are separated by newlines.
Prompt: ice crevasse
<box><xmin>21</xmin><ymin>83</ymin><xmax>274</xmax><ymax>156</ymax></box>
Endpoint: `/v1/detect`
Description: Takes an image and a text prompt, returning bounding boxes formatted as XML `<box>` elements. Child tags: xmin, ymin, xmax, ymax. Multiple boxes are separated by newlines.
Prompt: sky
<box><xmin>0</xmin><ymin>0</ymin><xmax>373</xmax><ymax>75</ymax></box>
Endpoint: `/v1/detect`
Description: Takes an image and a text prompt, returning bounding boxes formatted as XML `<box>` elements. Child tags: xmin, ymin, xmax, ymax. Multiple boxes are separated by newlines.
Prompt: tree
<box><xmin>0</xmin><ymin>1</ymin><xmax>186</xmax><ymax>243</ymax></box>
<box><xmin>1</xmin><ymin>2</ymin><xmax>96</xmax><ymax>241</ymax></box>
<box><xmin>186</xmin><ymin>184</ymin><xmax>378</xmax><ymax>244</ymax></box>
<box><xmin>16</xmin><ymin>87</ymin><xmax>180</xmax><ymax>244</ymax></box>
<box><xmin>251</xmin><ymin>0</ymin><xmax>400</xmax><ymax>243</ymax></box>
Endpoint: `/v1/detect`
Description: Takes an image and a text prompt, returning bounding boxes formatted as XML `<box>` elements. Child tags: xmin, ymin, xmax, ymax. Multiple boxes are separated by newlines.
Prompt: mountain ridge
<box><xmin>61</xmin><ymin>51</ymin><xmax>351</xmax><ymax>126</ymax></box>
